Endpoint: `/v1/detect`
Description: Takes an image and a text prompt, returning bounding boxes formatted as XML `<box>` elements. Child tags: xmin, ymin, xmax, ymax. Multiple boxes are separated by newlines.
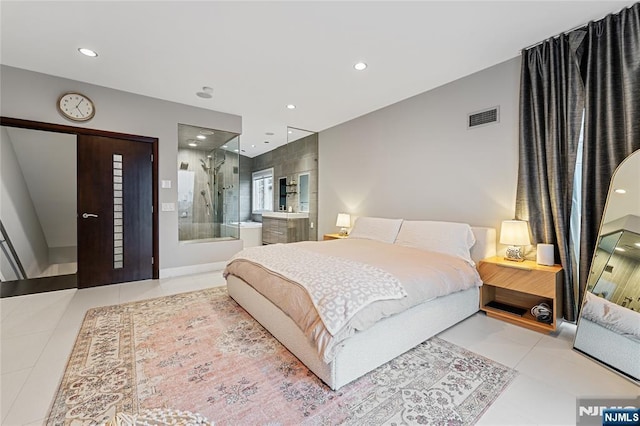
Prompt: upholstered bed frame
<box><xmin>227</xmin><ymin>226</ymin><xmax>496</xmax><ymax>390</ymax></box>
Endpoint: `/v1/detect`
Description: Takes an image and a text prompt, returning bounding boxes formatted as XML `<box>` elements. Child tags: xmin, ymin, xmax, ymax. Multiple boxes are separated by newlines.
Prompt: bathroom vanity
<box><xmin>261</xmin><ymin>212</ymin><xmax>309</xmax><ymax>244</ymax></box>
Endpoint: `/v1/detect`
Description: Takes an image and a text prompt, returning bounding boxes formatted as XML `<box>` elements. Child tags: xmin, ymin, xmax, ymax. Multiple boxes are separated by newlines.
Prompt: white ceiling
<box><xmin>0</xmin><ymin>1</ymin><xmax>635</xmax><ymax>157</ymax></box>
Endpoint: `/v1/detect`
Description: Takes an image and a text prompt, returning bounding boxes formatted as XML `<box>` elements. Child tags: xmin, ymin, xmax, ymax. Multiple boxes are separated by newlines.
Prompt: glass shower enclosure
<box><xmin>177</xmin><ymin>124</ymin><xmax>240</xmax><ymax>242</ymax></box>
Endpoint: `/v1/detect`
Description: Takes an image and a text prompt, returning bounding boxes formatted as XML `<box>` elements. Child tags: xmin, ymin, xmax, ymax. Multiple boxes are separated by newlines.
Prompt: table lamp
<box><xmin>500</xmin><ymin>220</ymin><xmax>530</xmax><ymax>262</ymax></box>
<box><xmin>336</xmin><ymin>213</ymin><xmax>351</xmax><ymax>236</ymax></box>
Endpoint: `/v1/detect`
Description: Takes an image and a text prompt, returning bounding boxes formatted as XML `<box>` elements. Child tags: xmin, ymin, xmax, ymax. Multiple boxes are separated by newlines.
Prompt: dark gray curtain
<box><xmin>517</xmin><ymin>3</ymin><xmax>640</xmax><ymax>322</ymax></box>
<box><xmin>515</xmin><ymin>33</ymin><xmax>585</xmax><ymax>321</ymax></box>
<box><xmin>579</xmin><ymin>3</ymin><xmax>640</xmax><ymax>308</ymax></box>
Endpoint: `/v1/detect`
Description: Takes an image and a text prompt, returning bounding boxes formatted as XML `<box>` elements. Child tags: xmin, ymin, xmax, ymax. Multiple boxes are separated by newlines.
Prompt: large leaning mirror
<box><xmin>573</xmin><ymin>149</ymin><xmax>640</xmax><ymax>384</ymax></box>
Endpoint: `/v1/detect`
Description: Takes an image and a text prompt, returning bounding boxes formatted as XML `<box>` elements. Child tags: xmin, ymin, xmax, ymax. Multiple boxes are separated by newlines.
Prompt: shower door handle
<box><xmin>82</xmin><ymin>213</ymin><xmax>98</xmax><ymax>219</ymax></box>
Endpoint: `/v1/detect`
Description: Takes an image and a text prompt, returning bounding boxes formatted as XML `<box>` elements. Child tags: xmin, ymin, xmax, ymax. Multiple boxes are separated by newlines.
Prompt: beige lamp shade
<box><xmin>336</xmin><ymin>213</ymin><xmax>351</xmax><ymax>228</ymax></box>
<box><xmin>500</xmin><ymin>220</ymin><xmax>530</xmax><ymax>262</ymax></box>
<box><xmin>500</xmin><ymin>220</ymin><xmax>531</xmax><ymax>246</ymax></box>
<box><xmin>336</xmin><ymin>213</ymin><xmax>351</xmax><ymax>236</ymax></box>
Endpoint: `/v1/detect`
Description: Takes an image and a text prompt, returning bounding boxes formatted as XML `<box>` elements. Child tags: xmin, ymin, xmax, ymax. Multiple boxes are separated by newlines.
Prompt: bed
<box><xmin>223</xmin><ymin>218</ymin><xmax>496</xmax><ymax>390</ymax></box>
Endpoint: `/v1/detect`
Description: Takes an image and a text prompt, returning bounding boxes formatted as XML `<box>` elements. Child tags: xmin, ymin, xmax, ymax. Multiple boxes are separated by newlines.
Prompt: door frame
<box><xmin>1</xmin><ymin>116</ymin><xmax>160</xmax><ymax>280</ymax></box>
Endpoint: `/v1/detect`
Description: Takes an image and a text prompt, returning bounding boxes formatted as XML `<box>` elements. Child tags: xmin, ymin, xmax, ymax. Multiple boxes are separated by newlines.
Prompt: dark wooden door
<box><xmin>77</xmin><ymin>135</ymin><xmax>153</xmax><ymax>288</ymax></box>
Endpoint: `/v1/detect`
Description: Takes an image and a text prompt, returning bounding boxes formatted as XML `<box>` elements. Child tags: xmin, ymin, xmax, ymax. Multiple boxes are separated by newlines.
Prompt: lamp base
<box><xmin>504</xmin><ymin>245</ymin><xmax>525</xmax><ymax>262</ymax></box>
<box><xmin>338</xmin><ymin>228</ymin><xmax>348</xmax><ymax>236</ymax></box>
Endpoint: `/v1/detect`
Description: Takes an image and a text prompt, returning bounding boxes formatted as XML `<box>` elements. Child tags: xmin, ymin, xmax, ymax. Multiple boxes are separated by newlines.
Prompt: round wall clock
<box><xmin>57</xmin><ymin>92</ymin><xmax>95</xmax><ymax>122</ymax></box>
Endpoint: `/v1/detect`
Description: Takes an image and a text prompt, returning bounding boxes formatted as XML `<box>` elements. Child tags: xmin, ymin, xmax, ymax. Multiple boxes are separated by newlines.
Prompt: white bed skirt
<box><xmin>227</xmin><ymin>275</ymin><xmax>480</xmax><ymax>390</ymax></box>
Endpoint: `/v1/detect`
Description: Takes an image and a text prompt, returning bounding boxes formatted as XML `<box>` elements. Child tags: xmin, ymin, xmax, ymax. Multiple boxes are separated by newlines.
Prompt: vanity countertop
<box><xmin>262</xmin><ymin>212</ymin><xmax>309</xmax><ymax>219</ymax></box>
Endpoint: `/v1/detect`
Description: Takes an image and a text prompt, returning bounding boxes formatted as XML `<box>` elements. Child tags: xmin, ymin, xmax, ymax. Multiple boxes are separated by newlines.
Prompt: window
<box><xmin>569</xmin><ymin>111</ymin><xmax>585</xmax><ymax>286</ymax></box>
<box><xmin>252</xmin><ymin>168</ymin><xmax>273</xmax><ymax>213</ymax></box>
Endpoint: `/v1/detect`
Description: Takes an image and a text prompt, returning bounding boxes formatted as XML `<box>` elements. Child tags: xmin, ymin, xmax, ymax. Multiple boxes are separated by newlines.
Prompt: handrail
<box><xmin>0</xmin><ymin>220</ymin><xmax>27</xmax><ymax>281</ymax></box>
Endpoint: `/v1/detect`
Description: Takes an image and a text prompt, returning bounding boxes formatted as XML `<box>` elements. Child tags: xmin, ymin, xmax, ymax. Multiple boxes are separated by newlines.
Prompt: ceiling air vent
<box><xmin>468</xmin><ymin>106</ymin><xmax>499</xmax><ymax>129</ymax></box>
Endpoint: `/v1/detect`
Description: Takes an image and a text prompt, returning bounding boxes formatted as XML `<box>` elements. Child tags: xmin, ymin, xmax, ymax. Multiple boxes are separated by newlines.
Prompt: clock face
<box><xmin>58</xmin><ymin>93</ymin><xmax>95</xmax><ymax>121</ymax></box>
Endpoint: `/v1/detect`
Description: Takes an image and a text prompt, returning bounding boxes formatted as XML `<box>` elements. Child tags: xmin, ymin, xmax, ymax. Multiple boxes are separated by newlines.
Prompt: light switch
<box><xmin>161</xmin><ymin>203</ymin><xmax>175</xmax><ymax>212</ymax></box>
<box><xmin>161</xmin><ymin>180</ymin><xmax>172</xmax><ymax>189</ymax></box>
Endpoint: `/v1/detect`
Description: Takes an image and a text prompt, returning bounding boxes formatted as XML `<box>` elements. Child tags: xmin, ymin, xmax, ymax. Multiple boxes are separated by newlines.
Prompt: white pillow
<box><xmin>348</xmin><ymin>217</ymin><xmax>403</xmax><ymax>244</ymax></box>
<box><xmin>394</xmin><ymin>220</ymin><xmax>476</xmax><ymax>264</ymax></box>
<box><xmin>581</xmin><ymin>292</ymin><xmax>607</xmax><ymax>322</ymax></box>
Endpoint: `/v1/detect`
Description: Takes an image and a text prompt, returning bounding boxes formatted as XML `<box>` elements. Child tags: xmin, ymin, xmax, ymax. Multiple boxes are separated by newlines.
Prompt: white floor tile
<box><xmin>3</xmin><ymin>365</ymin><xmax>63</xmax><ymax>425</ymax></box>
<box><xmin>1</xmin><ymin>369</ymin><xmax>30</xmax><ymax>423</ymax></box>
<box><xmin>1</xmin><ymin>296</ymin><xmax>27</xmax><ymax>321</ymax></box>
<box><xmin>479</xmin><ymin>373</ymin><xmax>578</xmax><ymax>425</ymax></box>
<box><xmin>2</xmin><ymin>326</ymin><xmax>76</xmax><ymax>425</ymax></box>
<box><xmin>1</xmin><ymin>330</ymin><xmax>52</xmax><ymax>374</ymax></box>
<box><xmin>0</xmin><ymin>289</ymin><xmax>75</xmax><ymax>338</ymax></box>
<box><xmin>516</xmin><ymin>340</ymin><xmax>639</xmax><ymax>398</ymax></box>
<box><xmin>117</xmin><ymin>279</ymin><xmax>166</xmax><ymax>303</ymax></box>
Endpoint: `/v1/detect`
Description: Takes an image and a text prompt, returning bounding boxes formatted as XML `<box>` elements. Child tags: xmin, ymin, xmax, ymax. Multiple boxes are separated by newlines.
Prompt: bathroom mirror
<box><xmin>177</xmin><ymin>124</ymin><xmax>240</xmax><ymax>242</ymax></box>
<box><xmin>573</xmin><ymin>149</ymin><xmax>640</xmax><ymax>384</ymax></box>
<box><xmin>298</xmin><ymin>172</ymin><xmax>310</xmax><ymax>213</ymax></box>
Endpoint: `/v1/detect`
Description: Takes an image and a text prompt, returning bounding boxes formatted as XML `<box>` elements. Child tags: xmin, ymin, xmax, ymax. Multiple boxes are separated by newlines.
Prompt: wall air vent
<box><xmin>468</xmin><ymin>106</ymin><xmax>499</xmax><ymax>129</ymax></box>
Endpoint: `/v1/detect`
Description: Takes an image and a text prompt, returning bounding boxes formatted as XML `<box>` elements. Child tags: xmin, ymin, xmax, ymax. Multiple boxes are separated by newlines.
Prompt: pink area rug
<box><xmin>47</xmin><ymin>287</ymin><xmax>517</xmax><ymax>425</ymax></box>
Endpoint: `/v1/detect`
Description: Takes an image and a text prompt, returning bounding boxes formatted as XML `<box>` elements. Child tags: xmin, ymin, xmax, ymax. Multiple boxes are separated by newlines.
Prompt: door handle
<box><xmin>82</xmin><ymin>213</ymin><xmax>98</xmax><ymax>219</ymax></box>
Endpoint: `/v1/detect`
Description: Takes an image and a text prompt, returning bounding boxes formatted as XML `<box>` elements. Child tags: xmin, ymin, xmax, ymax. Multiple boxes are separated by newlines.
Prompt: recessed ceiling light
<box><xmin>196</xmin><ymin>135</ymin><xmax>206</xmax><ymax>140</ymax></box>
<box><xmin>635</xmin><ymin>242</ymin><xmax>640</xmax><ymax>248</ymax></box>
<box><xmin>196</xmin><ymin>86</ymin><xmax>213</xmax><ymax>99</ymax></box>
<box><xmin>251</xmin><ymin>144</ymin><xmax>256</xmax><ymax>148</ymax></box>
<box><xmin>200</xmin><ymin>129</ymin><xmax>214</xmax><ymax>136</ymax></box>
<box><xmin>614</xmin><ymin>188</ymin><xmax>627</xmax><ymax>194</ymax></box>
<box><xmin>286</xmin><ymin>104</ymin><xmax>296</xmax><ymax>110</ymax></box>
<box><xmin>188</xmin><ymin>141</ymin><xmax>198</xmax><ymax>147</ymax></box>
<box><xmin>234</xmin><ymin>149</ymin><xmax>239</xmax><ymax>152</ymax></box>
<box><xmin>614</xmin><ymin>247</ymin><xmax>626</xmax><ymax>252</ymax></box>
<box><xmin>288</xmin><ymin>130</ymin><xmax>293</xmax><ymax>134</ymax></box>
<box><xmin>222</xmin><ymin>145</ymin><xmax>228</xmax><ymax>148</ymax></box>
<box><xmin>354</xmin><ymin>61</ymin><xmax>367</xmax><ymax>71</ymax></box>
<box><xmin>265</xmin><ymin>132</ymin><xmax>274</xmax><ymax>136</ymax></box>
<box><xmin>78</xmin><ymin>48</ymin><xmax>98</xmax><ymax>57</ymax></box>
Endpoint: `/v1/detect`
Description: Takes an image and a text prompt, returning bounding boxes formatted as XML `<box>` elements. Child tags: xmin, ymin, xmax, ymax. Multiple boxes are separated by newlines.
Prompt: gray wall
<box><xmin>318</xmin><ymin>57</ymin><xmax>522</xmax><ymax>236</ymax></box>
<box><xmin>0</xmin><ymin>126</ymin><xmax>48</xmax><ymax>278</ymax></box>
<box><xmin>0</xmin><ymin>65</ymin><xmax>243</xmax><ymax>275</ymax></box>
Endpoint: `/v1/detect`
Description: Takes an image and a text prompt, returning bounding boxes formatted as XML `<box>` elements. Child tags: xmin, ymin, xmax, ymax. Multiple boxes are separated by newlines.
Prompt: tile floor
<box><xmin>1</xmin><ymin>271</ymin><xmax>638</xmax><ymax>425</ymax></box>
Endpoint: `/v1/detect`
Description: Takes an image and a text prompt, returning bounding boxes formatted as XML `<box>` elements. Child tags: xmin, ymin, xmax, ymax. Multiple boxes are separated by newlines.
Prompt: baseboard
<box><xmin>159</xmin><ymin>261</ymin><xmax>228</xmax><ymax>278</ymax></box>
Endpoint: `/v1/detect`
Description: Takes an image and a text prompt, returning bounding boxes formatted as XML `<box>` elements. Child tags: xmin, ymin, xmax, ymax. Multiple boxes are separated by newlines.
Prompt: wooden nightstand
<box><xmin>478</xmin><ymin>256</ymin><xmax>563</xmax><ymax>333</ymax></box>
<box><xmin>323</xmin><ymin>233</ymin><xmax>348</xmax><ymax>240</ymax></box>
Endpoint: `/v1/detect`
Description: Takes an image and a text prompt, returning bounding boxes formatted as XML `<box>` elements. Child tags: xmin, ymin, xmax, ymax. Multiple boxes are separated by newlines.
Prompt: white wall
<box><xmin>318</xmin><ymin>57</ymin><xmax>521</xmax><ymax>236</ymax></box>
<box><xmin>0</xmin><ymin>65</ymin><xmax>243</xmax><ymax>275</ymax></box>
<box><xmin>0</xmin><ymin>126</ymin><xmax>49</xmax><ymax>278</ymax></box>
<box><xmin>6</xmin><ymin>127</ymin><xmax>77</xmax><ymax>250</ymax></box>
